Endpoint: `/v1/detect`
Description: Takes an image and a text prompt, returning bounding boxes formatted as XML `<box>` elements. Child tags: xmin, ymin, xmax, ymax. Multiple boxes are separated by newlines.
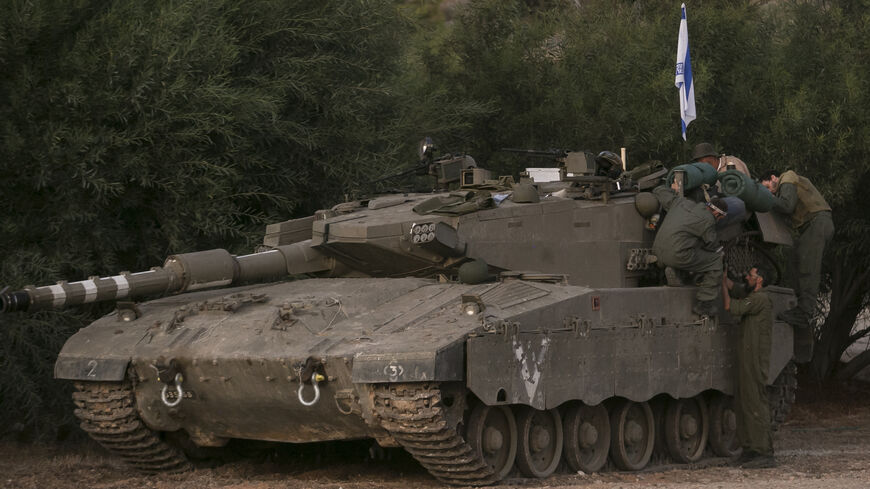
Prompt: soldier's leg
<box><xmin>736</xmin><ymin>317</ymin><xmax>773</xmax><ymax>455</ymax></box>
<box><xmin>795</xmin><ymin>212</ymin><xmax>835</xmax><ymax>318</ymax></box>
<box><xmin>691</xmin><ymin>250</ymin><xmax>723</xmax><ymax>303</ymax></box>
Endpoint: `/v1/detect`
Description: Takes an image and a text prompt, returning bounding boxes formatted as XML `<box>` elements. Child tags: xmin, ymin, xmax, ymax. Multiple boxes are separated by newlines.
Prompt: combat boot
<box><xmin>740</xmin><ymin>452</ymin><xmax>777</xmax><ymax>469</ymax></box>
<box><xmin>777</xmin><ymin>306</ymin><xmax>808</xmax><ymax>327</ymax></box>
<box><xmin>692</xmin><ymin>300</ymin><xmax>717</xmax><ymax>317</ymax></box>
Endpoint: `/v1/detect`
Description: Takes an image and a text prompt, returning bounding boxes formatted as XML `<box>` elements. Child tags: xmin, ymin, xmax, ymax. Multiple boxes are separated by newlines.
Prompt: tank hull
<box><xmin>56</xmin><ymin>276</ymin><xmax>795</xmax><ymax>449</ymax></box>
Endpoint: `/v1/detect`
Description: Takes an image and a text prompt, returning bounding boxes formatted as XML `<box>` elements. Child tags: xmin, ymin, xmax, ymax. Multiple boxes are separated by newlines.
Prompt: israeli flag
<box><xmin>675</xmin><ymin>3</ymin><xmax>695</xmax><ymax>141</ymax></box>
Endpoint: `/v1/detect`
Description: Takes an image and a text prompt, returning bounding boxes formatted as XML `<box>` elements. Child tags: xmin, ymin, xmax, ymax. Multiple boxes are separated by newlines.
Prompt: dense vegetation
<box><xmin>1</xmin><ymin>0</ymin><xmax>868</xmax><ymax>438</ymax></box>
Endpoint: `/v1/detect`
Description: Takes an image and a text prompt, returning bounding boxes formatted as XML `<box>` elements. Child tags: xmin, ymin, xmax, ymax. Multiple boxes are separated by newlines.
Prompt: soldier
<box><xmin>692</xmin><ymin>141</ymin><xmax>752</xmax><ymax>175</ymax></box>
<box><xmin>653</xmin><ymin>181</ymin><xmax>728</xmax><ymax>316</ymax></box>
<box><xmin>691</xmin><ymin>142</ymin><xmax>720</xmax><ymax>171</ymax></box>
<box><xmin>723</xmin><ymin>266</ymin><xmax>776</xmax><ymax>469</ymax></box>
<box><xmin>759</xmin><ymin>170</ymin><xmax>833</xmax><ymax>329</ymax></box>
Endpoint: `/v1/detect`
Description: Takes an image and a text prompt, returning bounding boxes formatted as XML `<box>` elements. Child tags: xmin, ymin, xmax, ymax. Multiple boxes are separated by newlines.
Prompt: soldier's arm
<box><xmin>700</xmin><ymin>220</ymin><xmax>718</xmax><ymax>248</ymax></box>
<box><xmin>653</xmin><ymin>185</ymin><xmax>679</xmax><ymax>212</ymax></box>
<box><xmin>728</xmin><ymin>295</ymin><xmax>763</xmax><ymax>318</ymax></box>
<box><xmin>771</xmin><ymin>182</ymin><xmax>798</xmax><ymax>214</ymax></box>
<box><xmin>722</xmin><ymin>278</ymin><xmax>732</xmax><ymax>311</ymax></box>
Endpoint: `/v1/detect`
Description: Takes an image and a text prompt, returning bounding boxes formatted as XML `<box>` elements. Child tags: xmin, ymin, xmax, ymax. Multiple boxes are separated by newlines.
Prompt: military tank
<box><xmin>1</xmin><ymin>144</ymin><xmax>797</xmax><ymax>485</ymax></box>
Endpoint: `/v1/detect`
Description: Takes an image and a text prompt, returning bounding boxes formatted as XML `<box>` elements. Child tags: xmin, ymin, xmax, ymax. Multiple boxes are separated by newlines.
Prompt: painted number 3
<box><xmin>383</xmin><ymin>363</ymin><xmax>404</xmax><ymax>381</ymax></box>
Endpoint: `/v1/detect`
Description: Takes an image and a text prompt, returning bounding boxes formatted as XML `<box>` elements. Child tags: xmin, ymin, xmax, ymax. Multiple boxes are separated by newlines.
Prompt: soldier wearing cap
<box><xmin>692</xmin><ymin>142</ymin><xmax>720</xmax><ymax>170</ymax></box>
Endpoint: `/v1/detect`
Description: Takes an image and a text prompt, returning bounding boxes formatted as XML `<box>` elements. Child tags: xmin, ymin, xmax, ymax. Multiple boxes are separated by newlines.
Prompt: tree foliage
<box><xmin>0</xmin><ymin>0</ymin><xmax>416</xmax><ymax>438</ymax></box>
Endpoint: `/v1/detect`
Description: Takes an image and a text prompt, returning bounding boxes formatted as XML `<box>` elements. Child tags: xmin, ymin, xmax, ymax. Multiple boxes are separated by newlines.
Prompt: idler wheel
<box><xmin>610</xmin><ymin>399</ymin><xmax>655</xmax><ymax>470</ymax></box>
<box><xmin>466</xmin><ymin>404</ymin><xmax>517</xmax><ymax>480</ymax></box>
<box><xmin>563</xmin><ymin>403</ymin><xmax>610</xmax><ymax>473</ymax></box>
<box><xmin>708</xmin><ymin>393</ymin><xmax>742</xmax><ymax>457</ymax></box>
<box><xmin>664</xmin><ymin>397</ymin><xmax>709</xmax><ymax>463</ymax></box>
<box><xmin>515</xmin><ymin>406</ymin><xmax>563</xmax><ymax>478</ymax></box>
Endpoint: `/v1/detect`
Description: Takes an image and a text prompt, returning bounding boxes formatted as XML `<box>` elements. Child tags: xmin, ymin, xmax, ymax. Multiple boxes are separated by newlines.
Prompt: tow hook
<box><xmin>151</xmin><ymin>358</ymin><xmax>185</xmax><ymax>408</ymax></box>
<box><xmin>296</xmin><ymin>357</ymin><xmax>326</xmax><ymax>407</ymax></box>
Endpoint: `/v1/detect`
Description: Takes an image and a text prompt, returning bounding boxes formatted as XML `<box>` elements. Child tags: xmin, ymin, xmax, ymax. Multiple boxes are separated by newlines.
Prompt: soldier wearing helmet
<box><xmin>653</xmin><ymin>180</ymin><xmax>729</xmax><ymax>317</ymax></box>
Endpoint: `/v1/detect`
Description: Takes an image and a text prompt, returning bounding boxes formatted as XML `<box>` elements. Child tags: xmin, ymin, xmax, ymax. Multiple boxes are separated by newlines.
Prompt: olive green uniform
<box><xmin>770</xmin><ymin>171</ymin><xmax>834</xmax><ymax>317</ymax></box>
<box><xmin>729</xmin><ymin>289</ymin><xmax>773</xmax><ymax>456</ymax></box>
<box><xmin>652</xmin><ymin>186</ymin><xmax>721</xmax><ymax>302</ymax></box>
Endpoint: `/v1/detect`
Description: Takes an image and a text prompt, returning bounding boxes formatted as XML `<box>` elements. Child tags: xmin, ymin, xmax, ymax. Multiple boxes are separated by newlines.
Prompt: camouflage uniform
<box><xmin>652</xmin><ymin>186</ymin><xmax>721</xmax><ymax>302</ymax></box>
<box><xmin>770</xmin><ymin>171</ymin><xmax>834</xmax><ymax>318</ymax></box>
<box><xmin>729</xmin><ymin>289</ymin><xmax>773</xmax><ymax>456</ymax></box>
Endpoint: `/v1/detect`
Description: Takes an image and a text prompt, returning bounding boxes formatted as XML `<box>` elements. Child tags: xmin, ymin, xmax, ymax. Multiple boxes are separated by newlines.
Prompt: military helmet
<box><xmin>511</xmin><ymin>183</ymin><xmax>540</xmax><ymax>203</ymax></box>
<box><xmin>634</xmin><ymin>192</ymin><xmax>660</xmax><ymax>218</ymax></box>
<box><xmin>691</xmin><ymin>142</ymin><xmax>718</xmax><ymax>161</ymax></box>
<box><xmin>595</xmin><ymin>151</ymin><xmax>624</xmax><ymax>179</ymax></box>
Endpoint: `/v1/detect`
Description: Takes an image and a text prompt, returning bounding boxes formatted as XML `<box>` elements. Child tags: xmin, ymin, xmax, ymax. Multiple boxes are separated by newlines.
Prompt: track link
<box><xmin>73</xmin><ymin>381</ymin><xmax>191</xmax><ymax>473</ymax></box>
<box><xmin>373</xmin><ymin>383</ymin><xmax>497</xmax><ymax>486</ymax></box>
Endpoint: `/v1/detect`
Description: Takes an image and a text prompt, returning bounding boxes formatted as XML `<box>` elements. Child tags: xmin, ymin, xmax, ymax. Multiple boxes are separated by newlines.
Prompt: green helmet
<box><xmin>511</xmin><ymin>183</ymin><xmax>540</xmax><ymax>203</ymax></box>
<box><xmin>634</xmin><ymin>192</ymin><xmax>660</xmax><ymax>218</ymax></box>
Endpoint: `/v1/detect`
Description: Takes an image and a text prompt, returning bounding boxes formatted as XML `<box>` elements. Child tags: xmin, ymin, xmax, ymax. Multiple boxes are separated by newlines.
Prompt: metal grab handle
<box><xmin>161</xmin><ymin>373</ymin><xmax>184</xmax><ymax>407</ymax></box>
<box><xmin>298</xmin><ymin>378</ymin><xmax>321</xmax><ymax>406</ymax></box>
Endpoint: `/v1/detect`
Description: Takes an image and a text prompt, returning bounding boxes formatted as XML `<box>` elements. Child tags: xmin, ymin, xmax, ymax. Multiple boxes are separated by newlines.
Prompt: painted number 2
<box><xmin>86</xmin><ymin>360</ymin><xmax>98</xmax><ymax>378</ymax></box>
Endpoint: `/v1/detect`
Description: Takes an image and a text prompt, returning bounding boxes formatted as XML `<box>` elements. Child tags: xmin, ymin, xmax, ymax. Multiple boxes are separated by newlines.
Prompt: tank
<box><xmin>1</xmin><ymin>146</ymin><xmax>798</xmax><ymax>485</ymax></box>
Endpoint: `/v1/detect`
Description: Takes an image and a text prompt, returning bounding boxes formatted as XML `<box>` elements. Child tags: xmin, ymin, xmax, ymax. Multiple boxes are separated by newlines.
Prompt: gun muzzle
<box><xmin>0</xmin><ymin>287</ymin><xmax>32</xmax><ymax>313</ymax></box>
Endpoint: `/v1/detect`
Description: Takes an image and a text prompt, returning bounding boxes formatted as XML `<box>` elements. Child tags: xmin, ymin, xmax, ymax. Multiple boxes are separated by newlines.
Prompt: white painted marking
<box><xmin>111</xmin><ymin>275</ymin><xmax>130</xmax><ymax>299</ymax></box>
<box><xmin>48</xmin><ymin>284</ymin><xmax>66</xmax><ymax>307</ymax></box>
<box><xmin>78</xmin><ymin>280</ymin><xmax>97</xmax><ymax>303</ymax></box>
<box><xmin>513</xmin><ymin>336</ymin><xmax>551</xmax><ymax>403</ymax></box>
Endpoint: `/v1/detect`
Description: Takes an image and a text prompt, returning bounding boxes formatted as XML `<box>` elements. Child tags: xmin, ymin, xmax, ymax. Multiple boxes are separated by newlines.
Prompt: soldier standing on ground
<box><xmin>653</xmin><ymin>181</ymin><xmax>728</xmax><ymax>316</ymax></box>
<box><xmin>760</xmin><ymin>169</ymin><xmax>833</xmax><ymax>360</ymax></box>
<box><xmin>723</xmin><ymin>266</ymin><xmax>777</xmax><ymax>469</ymax></box>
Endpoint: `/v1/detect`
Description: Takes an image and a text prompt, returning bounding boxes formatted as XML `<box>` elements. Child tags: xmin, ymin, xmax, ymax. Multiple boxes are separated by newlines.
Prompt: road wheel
<box><xmin>563</xmin><ymin>403</ymin><xmax>610</xmax><ymax>473</ymax></box>
<box><xmin>708</xmin><ymin>393</ymin><xmax>741</xmax><ymax>457</ymax></box>
<box><xmin>466</xmin><ymin>404</ymin><xmax>517</xmax><ymax>480</ymax></box>
<box><xmin>515</xmin><ymin>407</ymin><xmax>563</xmax><ymax>478</ymax></box>
<box><xmin>663</xmin><ymin>396</ymin><xmax>709</xmax><ymax>463</ymax></box>
<box><xmin>609</xmin><ymin>400</ymin><xmax>655</xmax><ymax>470</ymax></box>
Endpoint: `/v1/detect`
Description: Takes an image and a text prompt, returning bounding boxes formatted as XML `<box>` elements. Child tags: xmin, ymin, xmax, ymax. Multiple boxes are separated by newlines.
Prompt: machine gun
<box><xmin>370</xmin><ymin>137</ymin><xmax>477</xmax><ymax>191</ymax></box>
<box><xmin>500</xmin><ymin>147</ymin><xmax>626</xmax><ymax>181</ymax></box>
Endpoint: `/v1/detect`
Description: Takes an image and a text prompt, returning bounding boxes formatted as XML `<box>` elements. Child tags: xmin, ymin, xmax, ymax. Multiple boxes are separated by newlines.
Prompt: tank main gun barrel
<box><xmin>0</xmin><ymin>241</ymin><xmax>333</xmax><ymax>313</ymax></box>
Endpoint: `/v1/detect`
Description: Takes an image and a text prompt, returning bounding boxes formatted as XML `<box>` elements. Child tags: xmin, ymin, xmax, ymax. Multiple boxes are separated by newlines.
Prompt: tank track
<box><xmin>72</xmin><ymin>381</ymin><xmax>192</xmax><ymax>473</ymax></box>
<box><xmin>373</xmin><ymin>383</ymin><xmax>495</xmax><ymax>486</ymax></box>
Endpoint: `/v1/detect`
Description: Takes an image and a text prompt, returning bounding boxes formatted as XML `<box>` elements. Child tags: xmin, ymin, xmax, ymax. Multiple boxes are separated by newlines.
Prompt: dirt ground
<box><xmin>3</xmin><ymin>379</ymin><xmax>870</xmax><ymax>489</ymax></box>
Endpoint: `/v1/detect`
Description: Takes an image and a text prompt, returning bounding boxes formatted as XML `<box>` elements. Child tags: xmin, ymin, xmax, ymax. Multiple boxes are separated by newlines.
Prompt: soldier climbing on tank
<box><xmin>653</xmin><ymin>180</ymin><xmax>728</xmax><ymax>316</ymax></box>
<box><xmin>691</xmin><ymin>142</ymin><xmax>720</xmax><ymax>172</ymax></box>
<box><xmin>760</xmin><ymin>169</ymin><xmax>833</xmax><ymax>362</ymax></box>
<box><xmin>691</xmin><ymin>142</ymin><xmax>750</xmax><ymax>175</ymax></box>
<box><xmin>723</xmin><ymin>266</ymin><xmax>777</xmax><ymax>469</ymax></box>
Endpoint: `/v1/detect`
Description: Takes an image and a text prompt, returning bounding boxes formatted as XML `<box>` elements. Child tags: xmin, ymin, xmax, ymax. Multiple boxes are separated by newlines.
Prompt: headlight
<box><xmin>460</xmin><ymin>294</ymin><xmax>485</xmax><ymax>316</ymax></box>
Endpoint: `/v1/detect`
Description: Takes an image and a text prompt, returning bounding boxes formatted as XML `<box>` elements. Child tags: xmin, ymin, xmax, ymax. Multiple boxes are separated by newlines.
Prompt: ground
<box><xmin>3</xmin><ymin>379</ymin><xmax>870</xmax><ymax>489</ymax></box>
